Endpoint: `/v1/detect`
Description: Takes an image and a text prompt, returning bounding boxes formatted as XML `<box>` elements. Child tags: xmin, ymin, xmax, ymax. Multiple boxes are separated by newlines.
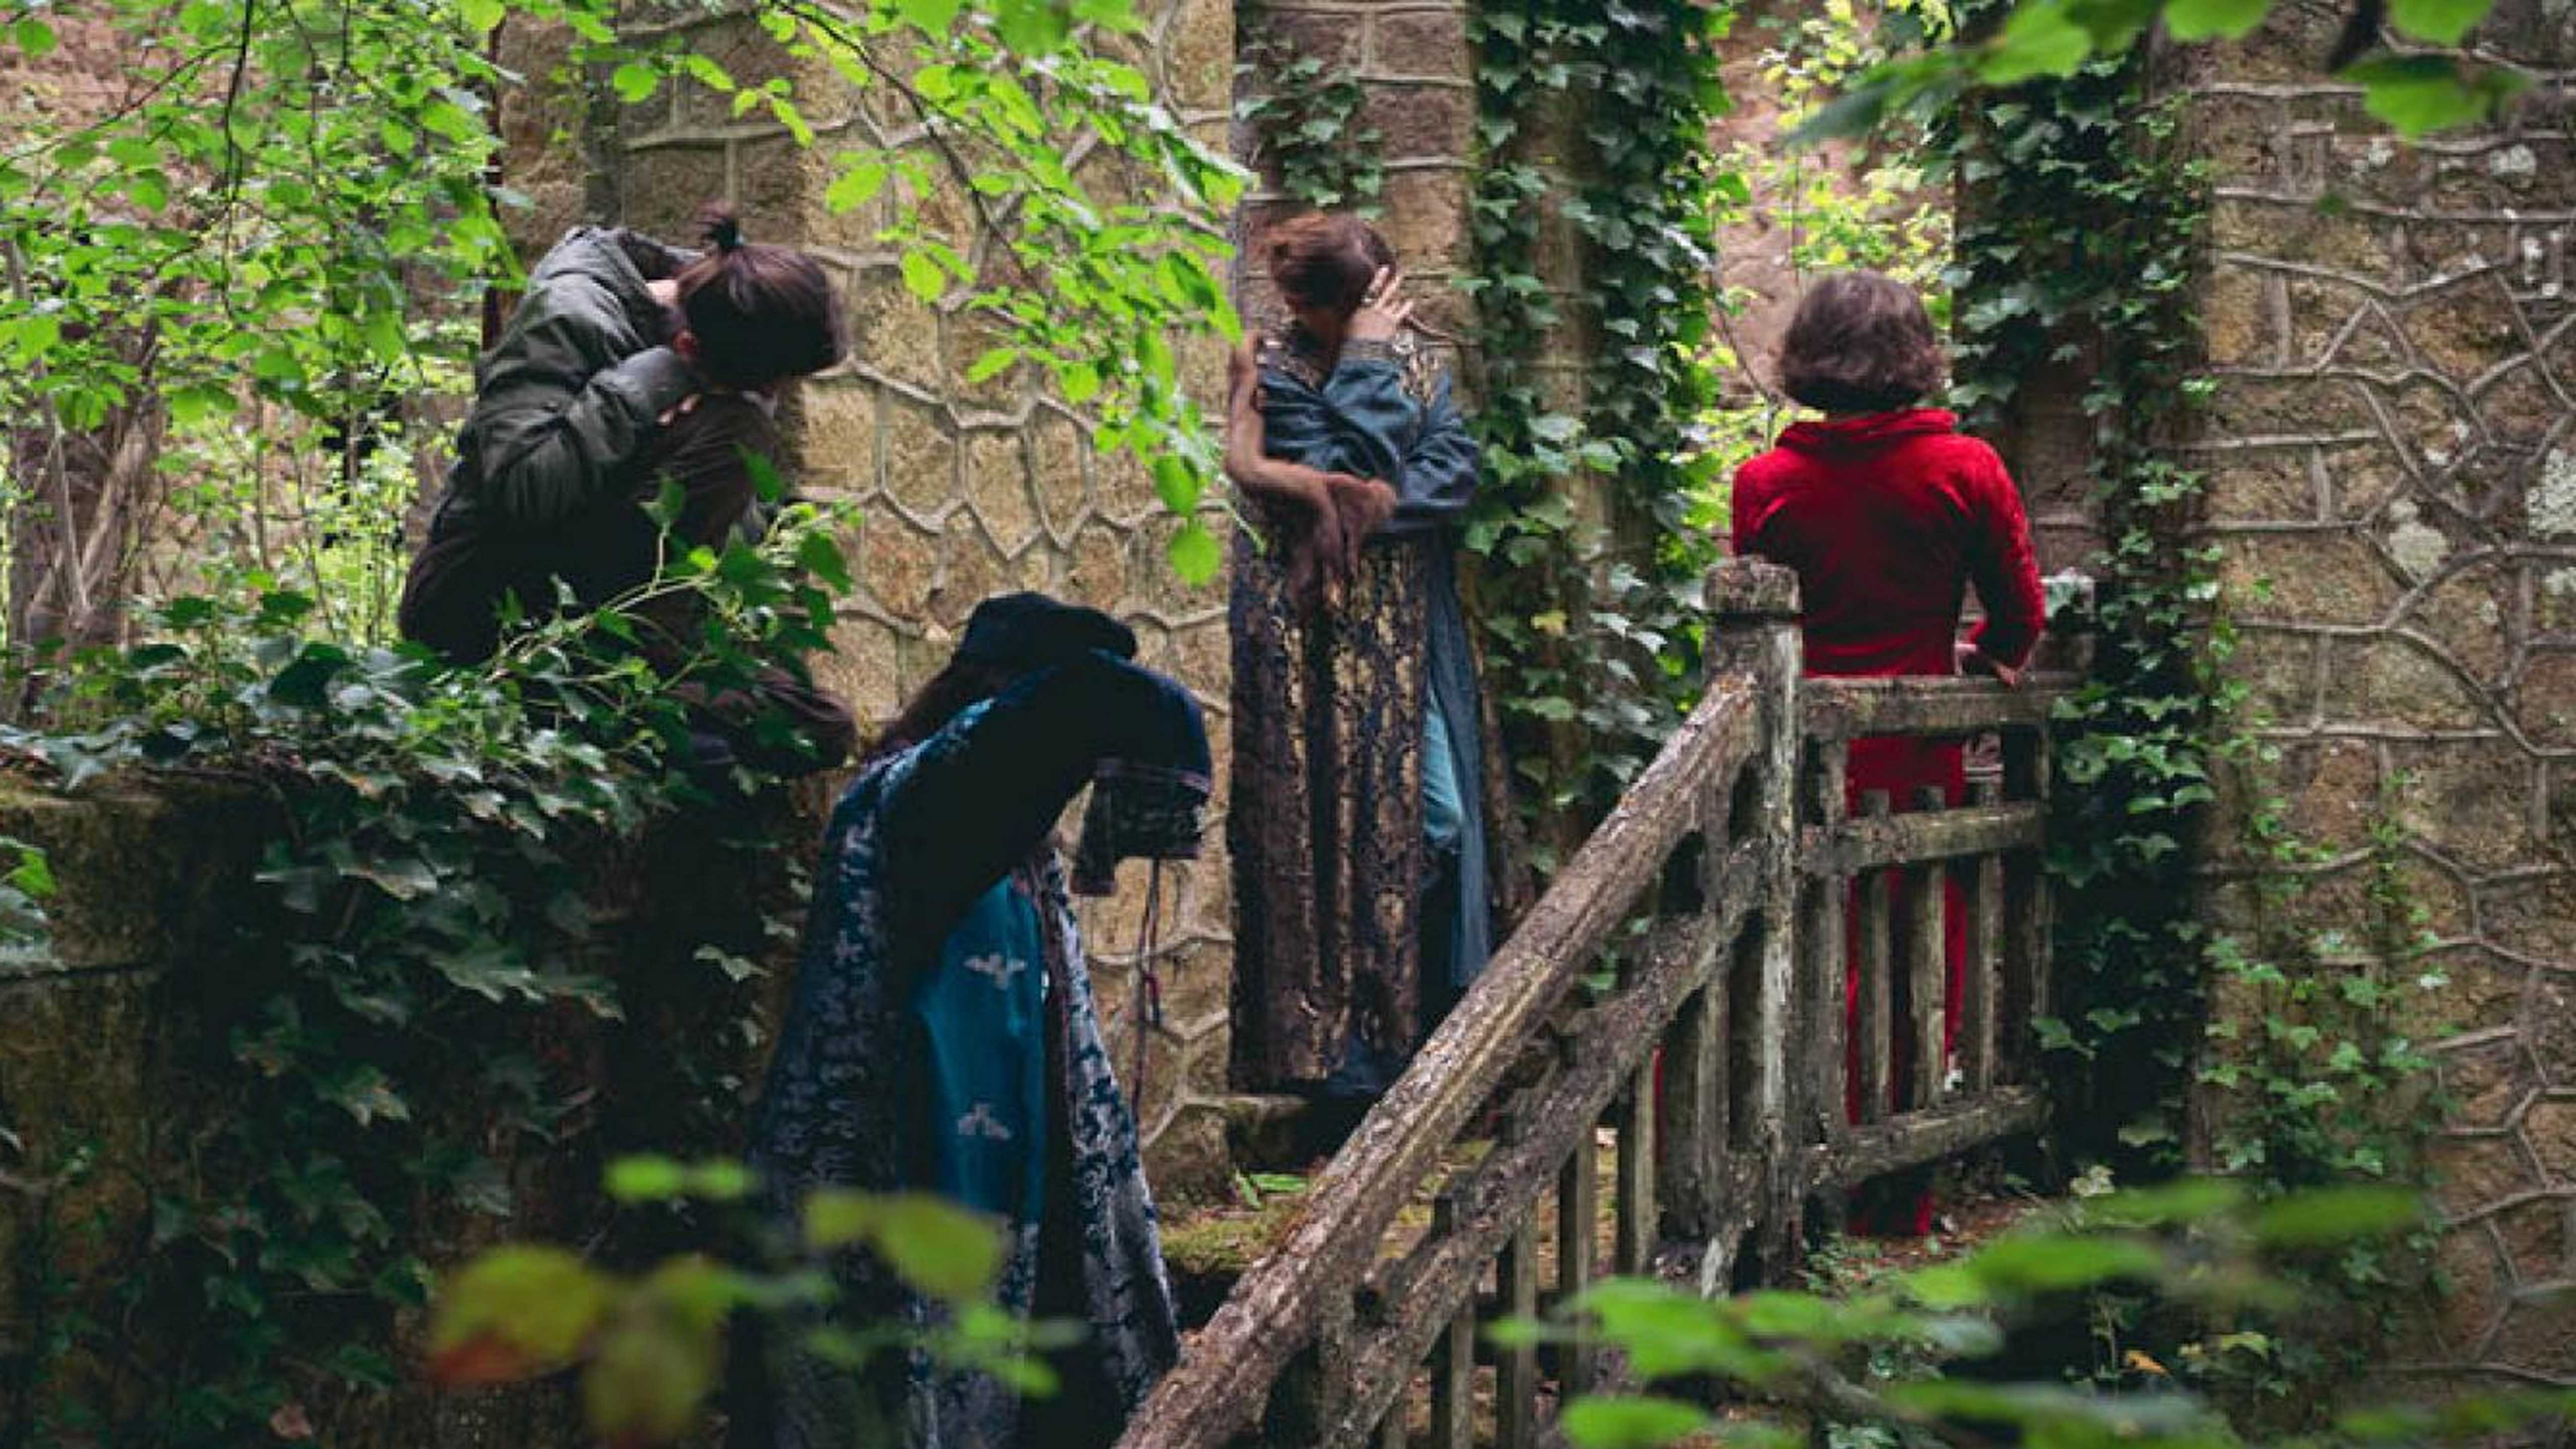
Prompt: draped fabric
<box><xmin>745</xmin><ymin>653</ymin><xmax>1201</xmax><ymax>1447</ymax></box>
<box><xmin>1228</xmin><ymin>324</ymin><xmax>1500</xmax><ymax>1094</ymax></box>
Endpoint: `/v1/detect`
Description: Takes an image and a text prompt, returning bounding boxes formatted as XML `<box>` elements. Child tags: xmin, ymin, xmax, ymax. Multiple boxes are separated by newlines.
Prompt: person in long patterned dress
<box><xmin>1224</xmin><ymin>212</ymin><xmax>1500</xmax><ymax>1139</ymax></box>
<box><xmin>1728</xmin><ymin>272</ymin><xmax>2046</xmax><ymax>1234</ymax></box>
<box><xmin>743</xmin><ymin>593</ymin><xmax>1205</xmax><ymax>1447</ymax></box>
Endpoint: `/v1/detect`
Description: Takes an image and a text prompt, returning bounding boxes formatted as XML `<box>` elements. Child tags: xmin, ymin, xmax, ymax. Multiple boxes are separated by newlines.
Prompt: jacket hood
<box><xmin>1776</xmin><ymin>408</ymin><xmax>1958</xmax><ymax>457</ymax></box>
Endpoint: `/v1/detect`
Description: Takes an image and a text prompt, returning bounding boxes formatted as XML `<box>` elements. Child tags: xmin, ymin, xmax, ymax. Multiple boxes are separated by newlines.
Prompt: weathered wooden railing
<box><xmin>1119</xmin><ymin>560</ymin><xmax>2071</xmax><ymax>1449</ymax></box>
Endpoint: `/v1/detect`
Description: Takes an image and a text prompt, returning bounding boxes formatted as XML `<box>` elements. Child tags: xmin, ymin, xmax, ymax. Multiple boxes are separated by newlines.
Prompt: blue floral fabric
<box><xmin>746</xmin><ymin>653</ymin><xmax>1199</xmax><ymax>1448</ymax></box>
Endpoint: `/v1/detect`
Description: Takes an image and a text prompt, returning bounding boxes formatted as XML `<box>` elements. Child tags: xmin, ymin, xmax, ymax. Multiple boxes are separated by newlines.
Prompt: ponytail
<box><xmin>673</xmin><ymin>201</ymin><xmax>846</xmax><ymax>389</ymax></box>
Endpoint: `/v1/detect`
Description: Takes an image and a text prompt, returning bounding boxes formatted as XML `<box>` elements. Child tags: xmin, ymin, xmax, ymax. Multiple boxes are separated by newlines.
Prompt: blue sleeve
<box><xmin>875</xmin><ymin>652</ymin><xmax>1205</xmax><ymax>943</ymax></box>
<box><xmin>1259</xmin><ymin>354</ymin><xmax>1419</xmax><ymax>486</ymax></box>
<box><xmin>1385</xmin><ymin>371</ymin><xmax>1477</xmax><ymax>534</ymax></box>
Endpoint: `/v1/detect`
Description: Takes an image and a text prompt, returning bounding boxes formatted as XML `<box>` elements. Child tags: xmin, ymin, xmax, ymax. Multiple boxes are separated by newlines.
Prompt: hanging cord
<box><xmin>1130</xmin><ymin>859</ymin><xmax>1168</xmax><ymax>1108</ymax></box>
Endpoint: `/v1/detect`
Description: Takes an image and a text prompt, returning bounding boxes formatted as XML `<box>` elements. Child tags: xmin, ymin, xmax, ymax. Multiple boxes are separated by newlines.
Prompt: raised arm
<box><xmin>1382</xmin><ymin>371</ymin><xmax>1476</xmax><ymax>535</ymax></box>
<box><xmin>1258</xmin><ymin>346</ymin><xmax>1420</xmax><ymax>487</ymax></box>
<box><xmin>461</xmin><ymin>229</ymin><xmax>698</xmax><ymax>528</ymax></box>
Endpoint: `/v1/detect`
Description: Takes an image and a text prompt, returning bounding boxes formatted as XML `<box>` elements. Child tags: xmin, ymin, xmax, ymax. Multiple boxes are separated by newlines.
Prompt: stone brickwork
<box><xmin>2187</xmin><ymin>5</ymin><xmax>2576</xmax><ymax>1385</ymax></box>
<box><xmin>513</xmin><ymin>3</ymin><xmax>1249</xmax><ymax>1196</ymax></box>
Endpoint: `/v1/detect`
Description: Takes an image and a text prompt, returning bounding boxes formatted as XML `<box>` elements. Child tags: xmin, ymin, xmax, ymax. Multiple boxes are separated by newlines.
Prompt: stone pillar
<box><xmin>1234</xmin><ymin>1</ymin><xmax>1479</xmax><ymax>375</ymax></box>
<box><xmin>500</xmin><ymin>3</ymin><xmax>1244</xmax><ymax>1197</ymax></box>
<box><xmin>2185</xmin><ymin>3</ymin><xmax>2576</xmax><ymax>1383</ymax></box>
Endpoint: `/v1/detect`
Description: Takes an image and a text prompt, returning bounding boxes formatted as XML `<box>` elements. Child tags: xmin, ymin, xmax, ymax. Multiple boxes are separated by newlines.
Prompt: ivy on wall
<box><xmin>1235</xmin><ymin>14</ymin><xmax>1385</xmax><ymax>216</ymax></box>
<box><xmin>1465</xmin><ymin>0</ymin><xmax>1735</xmax><ymax>858</ymax></box>
<box><xmin>1935</xmin><ymin>14</ymin><xmax>2443</xmax><ymax>1414</ymax></box>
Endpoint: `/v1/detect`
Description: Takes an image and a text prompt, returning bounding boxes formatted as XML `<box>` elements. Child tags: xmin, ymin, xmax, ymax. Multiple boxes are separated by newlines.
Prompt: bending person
<box><xmin>746</xmin><ymin>592</ymin><xmax>1202</xmax><ymax>1448</ymax></box>
<box><xmin>401</xmin><ymin>205</ymin><xmax>854</xmax><ymax>772</ymax></box>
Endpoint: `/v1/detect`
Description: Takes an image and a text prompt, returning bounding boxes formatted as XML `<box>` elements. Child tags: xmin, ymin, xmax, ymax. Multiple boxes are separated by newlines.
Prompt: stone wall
<box><xmin>2186</xmin><ymin>4</ymin><xmax>2576</xmax><ymax>1386</ymax></box>
<box><xmin>498</xmin><ymin>3</ymin><xmax>1252</xmax><ymax>1195</ymax></box>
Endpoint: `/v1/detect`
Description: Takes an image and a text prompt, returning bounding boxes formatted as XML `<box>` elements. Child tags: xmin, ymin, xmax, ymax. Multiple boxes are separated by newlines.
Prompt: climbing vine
<box><xmin>0</xmin><ymin>506</ymin><xmax>845</xmax><ymax>1442</ymax></box>
<box><xmin>1465</xmin><ymin>0</ymin><xmax>1735</xmax><ymax>858</ymax></box>
<box><xmin>1235</xmin><ymin>15</ymin><xmax>1384</xmax><ymax>216</ymax></box>
<box><xmin>1930</xmin><ymin>9</ymin><xmax>2444</xmax><ymax>1415</ymax></box>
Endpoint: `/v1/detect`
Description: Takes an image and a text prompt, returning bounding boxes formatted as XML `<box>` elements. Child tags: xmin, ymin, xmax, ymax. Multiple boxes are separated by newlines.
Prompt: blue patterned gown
<box><xmin>748</xmin><ymin>651</ymin><xmax>1205</xmax><ymax>1448</ymax></box>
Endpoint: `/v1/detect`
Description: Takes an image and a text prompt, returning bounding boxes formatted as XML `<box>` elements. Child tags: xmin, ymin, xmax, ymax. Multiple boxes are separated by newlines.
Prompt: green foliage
<box><xmin>1528</xmin><ymin>1184</ymin><xmax>2554</xmax><ymax>1449</ymax></box>
<box><xmin>1467</xmin><ymin>0</ymin><xmax>1734</xmax><ymax>857</ymax></box>
<box><xmin>0</xmin><ymin>505</ymin><xmax>849</xmax><ymax>1442</ymax></box>
<box><xmin>1923</xmin><ymin>2</ymin><xmax>2445</xmax><ymax>1416</ymax></box>
<box><xmin>1696</xmin><ymin>0</ymin><xmax>1957</xmax><ymax>520</ymax></box>
<box><xmin>431</xmin><ymin>1159</ymin><xmax>1035</xmax><ymax>1446</ymax></box>
<box><xmin>1237</xmin><ymin>19</ymin><xmax>1384</xmax><ymax>214</ymax></box>
<box><xmin>0</xmin><ymin>0</ymin><xmax>1242</xmax><ymax>656</ymax></box>
<box><xmin>1798</xmin><ymin>0</ymin><xmax>2522</xmax><ymax>146</ymax></box>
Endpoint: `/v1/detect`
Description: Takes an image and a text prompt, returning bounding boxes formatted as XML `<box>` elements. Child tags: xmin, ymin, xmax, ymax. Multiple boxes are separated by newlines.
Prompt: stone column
<box><xmin>499</xmin><ymin>2</ymin><xmax>1244</xmax><ymax>1196</ymax></box>
<box><xmin>2185</xmin><ymin>3</ymin><xmax>2576</xmax><ymax>1383</ymax></box>
<box><xmin>1233</xmin><ymin>0</ymin><xmax>1479</xmax><ymax>374</ymax></box>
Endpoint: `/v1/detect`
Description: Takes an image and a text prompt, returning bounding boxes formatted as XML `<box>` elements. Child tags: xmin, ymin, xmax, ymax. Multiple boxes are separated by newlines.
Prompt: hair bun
<box><xmin>697</xmin><ymin>201</ymin><xmax>744</xmax><ymax>253</ymax></box>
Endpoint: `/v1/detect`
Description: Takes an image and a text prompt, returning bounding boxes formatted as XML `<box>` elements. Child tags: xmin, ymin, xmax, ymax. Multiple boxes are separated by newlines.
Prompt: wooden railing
<box><xmin>1118</xmin><ymin>559</ymin><xmax>2071</xmax><ymax>1449</ymax></box>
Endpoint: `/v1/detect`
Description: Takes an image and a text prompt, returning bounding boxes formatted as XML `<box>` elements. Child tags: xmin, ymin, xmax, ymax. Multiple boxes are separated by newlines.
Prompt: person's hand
<box><xmin>1957</xmin><ymin>639</ymin><xmax>2023</xmax><ymax>688</ymax></box>
<box><xmin>1347</xmin><ymin>266</ymin><xmax>1414</xmax><ymax>344</ymax></box>
<box><xmin>1326</xmin><ymin>475</ymin><xmax>1397</xmax><ymax>586</ymax></box>
<box><xmin>657</xmin><ymin>392</ymin><xmax>703</xmax><ymax>428</ymax></box>
<box><xmin>647</xmin><ymin>278</ymin><xmax>681</xmax><ymax>309</ymax></box>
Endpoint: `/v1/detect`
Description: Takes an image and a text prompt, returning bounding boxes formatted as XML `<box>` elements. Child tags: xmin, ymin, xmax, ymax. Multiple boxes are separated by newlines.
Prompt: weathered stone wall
<box><xmin>497</xmin><ymin>3</ymin><xmax>1250</xmax><ymax>1194</ymax></box>
<box><xmin>2187</xmin><ymin>4</ymin><xmax>2576</xmax><ymax>1385</ymax></box>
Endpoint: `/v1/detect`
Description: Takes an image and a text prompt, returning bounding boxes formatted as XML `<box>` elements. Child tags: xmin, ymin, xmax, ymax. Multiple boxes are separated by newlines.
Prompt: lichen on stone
<box><xmin>2533</xmin><ymin>448</ymin><xmax>2576</xmax><ymax>538</ymax></box>
<box><xmin>2386</xmin><ymin>498</ymin><xmax>2451</xmax><ymax>579</ymax></box>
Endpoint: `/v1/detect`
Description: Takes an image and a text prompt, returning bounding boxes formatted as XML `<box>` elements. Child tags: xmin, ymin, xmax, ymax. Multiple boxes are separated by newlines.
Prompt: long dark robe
<box><xmin>1228</xmin><ymin>326</ymin><xmax>1498</xmax><ymax>1093</ymax></box>
<box><xmin>746</xmin><ymin>652</ymin><xmax>1203</xmax><ymax>1447</ymax></box>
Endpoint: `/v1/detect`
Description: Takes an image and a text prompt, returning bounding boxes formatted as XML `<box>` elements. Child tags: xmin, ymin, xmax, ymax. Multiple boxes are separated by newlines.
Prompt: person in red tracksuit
<box><xmin>1729</xmin><ymin>271</ymin><xmax>2046</xmax><ymax>1235</ymax></box>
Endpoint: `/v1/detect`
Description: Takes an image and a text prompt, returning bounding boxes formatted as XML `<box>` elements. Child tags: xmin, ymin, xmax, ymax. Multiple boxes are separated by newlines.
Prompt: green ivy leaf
<box><xmin>994</xmin><ymin>0</ymin><xmax>1071</xmax><ymax>52</ymax></box>
<box><xmin>2388</xmin><ymin>0</ymin><xmax>2493</xmax><ymax>43</ymax></box>
<box><xmin>900</xmin><ymin>250</ymin><xmax>947</xmax><ymax>302</ymax></box>
<box><xmin>1167</xmin><ymin>521</ymin><xmax>1222</xmax><ymax>585</ymax></box>
<box><xmin>1979</xmin><ymin>3</ymin><xmax>2095</xmax><ymax>84</ymax></box>
<box><xmin>606</xmin><ymin>1156</ymin><xmax>691</xmax><ymax>1204</ymax></box>
<box><xmin>898</xmin><ymin>0</ymin><xmax>966</xmax><ymax>34</ymax></box>
<box><xmin>824</xmin><ymin>159</ymin><xmax>889</xmax><ymax>215</ymax></box>
<box><xmin>12</xmin><ymin>17</ymin><xmax>55</xmax><ymax>58</ymax></box>
<box><xmin>2343</xmin><ymin>55</ymin><xmax>2527</xmax><ymax>135</ymax></box>
<box><xmin>871</xmin><ymin>1192</ymin><xmax>1005</xmax><ymax>1300</ymax></box>
<box><xmin>430</xmin><ymin>1247</ymin><xmax>610</xmax><ymax>1383</ymax></box>
<box><xmin>1559</xmin><ymin>1397</ymin><xmax>1712</xmax><ymax>1449</ymax></box>
<box><xmin>458</xmin><ymin>0</ymin><xmax>504</xmax><ymax>33</ymax></box>
<box><xmin>609</xmin><ymin>60</ymin><xmax>659</xmax><ymax>104</ymax></box>
<box><xmin>2247</xmin><ymin>1186</ymin><xmax>2422</xmax><ymax>1246</ymax></box>
<box><xmin>2161</xmin><ymin>0</ymin><xmax>2272</xmax><ymax>42</ymax></box>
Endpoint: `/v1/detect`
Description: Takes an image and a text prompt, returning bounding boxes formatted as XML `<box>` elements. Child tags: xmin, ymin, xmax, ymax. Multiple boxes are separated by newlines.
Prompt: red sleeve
<box><xmin>1962</xmin><ymin>447</ymin><xmax>2046</xmax><ymax>669</ymax></box>
<box><xmin>1729</xmin><ymin>456</ymin><xmax>1778</xmax><ymax>559</ymax></box>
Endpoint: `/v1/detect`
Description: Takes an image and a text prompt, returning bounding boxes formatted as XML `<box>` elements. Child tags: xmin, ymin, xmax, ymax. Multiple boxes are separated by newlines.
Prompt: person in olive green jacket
<box><xmin>402</xmin><ymin>207</ymin><xmax>857</xmax><ymax>773</ymax></box>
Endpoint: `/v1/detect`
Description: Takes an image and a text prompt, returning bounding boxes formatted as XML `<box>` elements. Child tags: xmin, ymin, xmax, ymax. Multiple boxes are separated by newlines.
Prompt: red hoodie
<box><xmin>1729</xmin><ymin>408</ymin><xmax>2044</xmax><ymax>682</ymax></box>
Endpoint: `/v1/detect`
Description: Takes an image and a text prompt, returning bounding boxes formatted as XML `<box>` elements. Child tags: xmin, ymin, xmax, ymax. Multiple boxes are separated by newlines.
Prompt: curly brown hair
<box><xmin>1263</xmin><ymin>212</ymin><xmax>1397</xmax><ymax>317</ymax></box>
<box><xmin>1775</xmin><ymin>271</ymin><xmax>1946</xmax><ymax>414</ymax></box>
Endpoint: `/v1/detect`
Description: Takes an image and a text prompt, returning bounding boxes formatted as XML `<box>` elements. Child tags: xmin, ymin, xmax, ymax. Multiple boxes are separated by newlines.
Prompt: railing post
<box><xmin>1703</xmin><ymin>559</ymin><xmax>1803</xmax><ymax>1280</ymax></box>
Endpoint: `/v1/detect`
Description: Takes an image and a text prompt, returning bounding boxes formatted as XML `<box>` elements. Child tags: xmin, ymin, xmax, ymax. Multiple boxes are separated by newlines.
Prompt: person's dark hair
<box><xmin>1264</xmin><ymin>212</ymin><xmax>1397</xmax><ymax>318</ymax></box>
<box><xmin>865</xmin><ymin>659</ymin><xmax>1016</xmax><ymax>764</ymax></box>
<box><xmin>673</xmin><ymin>202</ymin><xmax>847</xmax><ymax>390</ymax></box>
<box><xmin>1775</xmin><ymin>270</ymin><xmax>1946</xmax><ymax>414</ymax></box>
